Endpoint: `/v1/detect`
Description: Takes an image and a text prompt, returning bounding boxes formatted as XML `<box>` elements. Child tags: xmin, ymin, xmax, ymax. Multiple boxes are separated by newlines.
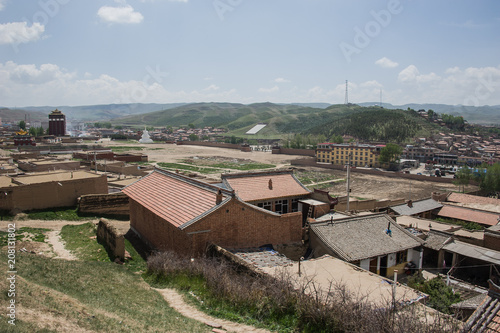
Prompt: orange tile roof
<box><xmin>448</xmin><ymin>192</ymin><xmax>500</xmax><ymax>206</ymax></box>
<box><xmin>438</xmin><ymin>205</ymin><xmax>500</xmax><ymax>226</ymax></box>
<box><xmin>222</xmin><ymin>170</ymin><xmax>310</xmax><ymax>202</ymax></box>
<box><xmin>122</xmin><ymin>168</ymin><xmax>229</xmax><ymax>229</ymax></box>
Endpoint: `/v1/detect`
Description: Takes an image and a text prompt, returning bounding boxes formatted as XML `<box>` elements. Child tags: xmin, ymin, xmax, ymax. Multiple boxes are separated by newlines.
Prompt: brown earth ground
<box><xmin>103</xmin><ymin>141</ymin><xmax>474</xmax><ymax>200</ymax></box>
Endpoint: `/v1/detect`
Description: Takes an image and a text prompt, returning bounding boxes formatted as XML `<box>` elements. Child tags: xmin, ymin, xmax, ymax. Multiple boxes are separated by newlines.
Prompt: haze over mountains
<box><xmin>1</xmin><ymin>102</ymin><xmax>499</xmax><ymax>126</ymax></box>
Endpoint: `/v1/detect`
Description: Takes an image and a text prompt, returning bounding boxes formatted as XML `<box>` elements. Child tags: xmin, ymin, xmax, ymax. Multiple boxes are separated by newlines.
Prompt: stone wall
<box><xmin>176</xmin><ymin>141</ymin><xmax>251</xmax><ymax>152</ymax></box>
<box><xmin>291</xmin><ymin>158</ymin><xmax>465</xmax><ymax>184</ymax></box>
<box><xmin>78</xmin><ymin>192</ymin><xmax>130</xmax><ymax>218</ymax></box>
<box><xmin>96</xmin><ymin>218</ymin><xmax>125</xmax><ymax>261</ymax></box>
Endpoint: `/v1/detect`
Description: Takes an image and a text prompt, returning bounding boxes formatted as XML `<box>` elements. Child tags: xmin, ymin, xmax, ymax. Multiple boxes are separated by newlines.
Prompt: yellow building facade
<box><xmin>316</xmin><ymin>143</ymin><xmax>383</xmax><ymax>167</ymax></box>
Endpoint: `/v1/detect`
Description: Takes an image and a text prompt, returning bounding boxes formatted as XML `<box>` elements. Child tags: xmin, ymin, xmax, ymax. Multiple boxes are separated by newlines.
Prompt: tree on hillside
<box><xmin>379</xmin><ymin>143</ymin><xmax>402</xmax><ymax>165</ymax></box>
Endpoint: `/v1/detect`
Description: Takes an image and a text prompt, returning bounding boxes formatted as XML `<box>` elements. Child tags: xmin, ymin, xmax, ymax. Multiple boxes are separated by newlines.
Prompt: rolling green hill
<box><xmin>115</xmin><ymin>102</ymin><xmax>442</xmax><ymax>143</ymax></box>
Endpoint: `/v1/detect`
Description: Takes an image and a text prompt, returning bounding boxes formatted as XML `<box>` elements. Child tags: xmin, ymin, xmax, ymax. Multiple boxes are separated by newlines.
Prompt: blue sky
<box><xmin>0</xmin><ymin>0</ymin><xmax>499</xmax><ymax>107</ymax></box>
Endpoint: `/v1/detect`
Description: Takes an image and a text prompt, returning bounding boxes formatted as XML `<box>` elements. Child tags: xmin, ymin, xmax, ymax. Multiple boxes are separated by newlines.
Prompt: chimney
<box><xmin>216</xmin><ymin>189</ymin><xmax>223</xmax><ymax>205</ymax></box>
<box><xmin>407</xmin><ymin>199</ymin><xmax>413</xmax><ymax>208</ymax></box>
<box><xmin>268</xmin><ymin>179</ymin><xmax>273</xmax><ymax>190</ymax></box>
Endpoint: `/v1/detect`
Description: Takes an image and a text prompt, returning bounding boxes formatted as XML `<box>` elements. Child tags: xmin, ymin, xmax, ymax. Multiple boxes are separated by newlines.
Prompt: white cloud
<box><xmin>97</xmin><ymin>5</ymin><xmax>144</xmax><ymax>24</ymax></box>
<box><xmin>0</xmin><ymin>22</ymin><xmax>45</xmax><ymax>45</ymax></box>
<box><xmin>397</xmin><ymin>65</ymin><xmax>420</xmax><ymax>83</ymax></box>
<box><xmin>140</xmin><ymin>0</ymin><xmax>188</xmax><ymax>2</ymax></box>
<box><xmin>203</xmin><ymin>84</ymin><xmax>219</xmax><ymax>91</ymax></box>
<box><xmin>258</xmin><ymin>86</ymin><xmax>279</xmax><ymax>93</ymax></box>
<box><xmin>375</xmin><ymin>57</ymin><xmax>399</xmax><ymax>68</ymax></box>
<box><xmin>0</xmin><ymin>0</ymin><xmax>6</xmax><ymax>11</ymax></box>
<box><xmin>0</xmin><ymin>61</ymin><xmax>242</xmax><ymax>106</ymax></box>
<box><xmin>274</xmin><ymin>77</ymin><xmax>290</xmax><ymax>83</ymax></box>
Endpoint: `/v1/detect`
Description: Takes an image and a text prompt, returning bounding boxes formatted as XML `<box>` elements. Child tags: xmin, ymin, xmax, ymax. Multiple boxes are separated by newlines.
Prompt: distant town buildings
<box><xmin>316</xmin><ymin>143</ymin><xmax>384</xmax><ymax>167</ymax></box>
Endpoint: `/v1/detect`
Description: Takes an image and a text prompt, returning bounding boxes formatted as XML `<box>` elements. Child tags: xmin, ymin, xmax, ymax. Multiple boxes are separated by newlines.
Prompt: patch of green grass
<box><xmin>0</xmin><ymin>227</ymin><xmax>50</xmax><ymax>246</ymax></box>
<box><xmin>110</xmin><ymin>146</ymin><xmax>144</xmax><ymax>152</ymax></box>
<box><xmin>60</xmin><ymin>222</ymin><xmax>111</xmax><ymax>262</ymax></box>
<box><xmin>209</xmin><ymin>162</ymin><xmax>275</xmax><ymax>171</ymax></box>
<box><xmin>434</xmin><ymin>217</ymin><xmax>484</xmax><ymax>231</ymax></box>
<box><xmin>0</xmin><ymin>253</ymin><xmax>210</xmax><ymax>333</ymax></box>
<box><xmin>296</xmin><ymin>170</ymin><xmax>337</xmax><ymax>185</ymax></box>
<box><xmin>157</xmin><ymin>162</ymin><xmax>220</xmax><ymax>174</ymax></box>
<box><xmin>124</xmin><ymin>238</ymin><xmax>147</xmax><ymax>272</ymax></box>
<box><xmin>26</xmin><ymin>207</ymin><xmax>94</xmax><ymax>221</ymax></box>
<box><xmin>182</xmin><ymin>159</ymin><xmax>275</xmax><ymax>171</ymax></box>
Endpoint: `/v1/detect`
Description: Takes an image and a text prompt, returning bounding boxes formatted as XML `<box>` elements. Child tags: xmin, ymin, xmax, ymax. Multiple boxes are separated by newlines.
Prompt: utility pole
<box><xmin>346</xmin><ymin>153</ymin><xmax>352</xmax><ymax>212</ymax></box>
<box><xmin>344</xmin><ymin>80</ymin><xmax>349</xmax><ymax>105</ymax></box>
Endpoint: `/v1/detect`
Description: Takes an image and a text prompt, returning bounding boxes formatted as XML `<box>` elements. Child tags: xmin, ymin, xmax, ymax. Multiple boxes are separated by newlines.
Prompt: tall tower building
<box><xmin>48</xmin><ymin>109</ymin><xmax>66</xmax><ymax>136</ymax></box>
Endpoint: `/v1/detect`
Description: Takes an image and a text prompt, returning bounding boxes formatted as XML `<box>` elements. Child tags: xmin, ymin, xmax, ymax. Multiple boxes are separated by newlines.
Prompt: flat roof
<box><xmin>261</xmin><ymin>255</ymin><xmax>426</xmax><ymax>308</ymax></box>
<box><xmin>0</xmin><ymin>176</ymin><xmax>17</xmax><ymax>187</ymax></box>
<box><xmin>13</xmin><ymin>171</ymin><xmax>102</xmax><ymax>185</ymax></box>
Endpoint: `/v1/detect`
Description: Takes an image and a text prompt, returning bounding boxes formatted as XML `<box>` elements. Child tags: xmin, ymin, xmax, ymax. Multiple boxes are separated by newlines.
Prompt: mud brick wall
<box><xmin>97</xmin><ymin>218</ymin><xmax>125</xmax><ymax>261</ymax></box>
<box><xmin>78</xmin><ymin>192</ymin><xmax>130</xmax><ymax>218</ymax></box>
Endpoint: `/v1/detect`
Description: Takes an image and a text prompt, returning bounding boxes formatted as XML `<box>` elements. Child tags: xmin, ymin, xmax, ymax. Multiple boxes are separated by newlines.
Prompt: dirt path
<box><xmin>154</xmin><ymin>288</ymin><xmax>272</xmax><ymax>333</ymax></box>
<box><xmin>46</xmin><ymin>230</ymin><xmax>77</xmax><ymax>260</ymax></box>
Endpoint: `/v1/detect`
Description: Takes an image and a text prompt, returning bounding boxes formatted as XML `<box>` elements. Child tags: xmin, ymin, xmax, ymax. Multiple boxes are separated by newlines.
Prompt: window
<box><xmin>275</xmin><ymin>199</ymin><xmax>288</xmax><ymax>214</ymax></box>
<box><xmin>396</xmin><ymin>251</ymin><xmax>407</xmax><ymax>264</ymax></box>
<box><xmin>257</xmin><ymin>201</ymin><xmax>272</xmax><ymax>211</ymax></box>
<box><xmin>291</xmin><ymin>198</ymin><xmax>299</xmax><ymax>212</ymax></box>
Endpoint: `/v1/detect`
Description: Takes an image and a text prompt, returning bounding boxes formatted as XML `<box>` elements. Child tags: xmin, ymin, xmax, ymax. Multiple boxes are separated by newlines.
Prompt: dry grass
<box><xmin>146</xmin><ymin>252</ymin><xmax>461</xmax><ymax>333</ymax></box>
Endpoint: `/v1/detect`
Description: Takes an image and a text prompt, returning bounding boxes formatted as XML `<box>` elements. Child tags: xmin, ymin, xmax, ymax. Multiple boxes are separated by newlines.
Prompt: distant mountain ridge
<box><xmin>358</xmin><ymin>102</ymin><xmax>500</xmax><ymax>125</ymax></box>
<box><xmin>1</xmin><ymin>102</ymin><xmax>499</xmax><ymax>125</ymax></box>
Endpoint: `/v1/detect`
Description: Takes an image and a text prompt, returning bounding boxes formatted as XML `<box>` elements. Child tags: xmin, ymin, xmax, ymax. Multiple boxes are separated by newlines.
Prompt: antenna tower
<box><xmin>380</xmin><ymin>89</ymin><xmax>382</xmax><ymax>107</ymax></box>
<box><xmin>344</xmin><ymin>80</ymin><xmax>349</xmax><ymax>105</ymax></box>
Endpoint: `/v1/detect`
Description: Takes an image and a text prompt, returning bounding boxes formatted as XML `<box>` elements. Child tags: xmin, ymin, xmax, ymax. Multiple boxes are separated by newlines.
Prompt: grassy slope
<box><xmin>0</xmin><ymin>223</ymin><xmax>210</xmax><ymax>333</ymax></box>
<box><xmin>113</xmin><ymin>102</ymin><xmax>440</xmax><ymax>143</ymax></box>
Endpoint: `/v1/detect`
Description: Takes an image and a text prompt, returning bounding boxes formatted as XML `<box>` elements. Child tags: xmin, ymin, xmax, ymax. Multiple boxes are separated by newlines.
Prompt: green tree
<box><xmin>407</xmin><ymin>276</ymin><xmax>461</xmax><ymax>314</ymax></box>
<box><xmin>188</xmin><ymin>133</ymin><xmax>199</xmax><ymax>141</ymax></box>
<box><xmin>188</xmin><ymin>123</ymin><xmax>195</xmax><ymax>129</ymax></box>
<box><xmin>378</xmin><ymin>143</ymin><xmax>402</xmax><ymax>164</ymax></box>
<box><xmin>453</xmin><ymin>166</ymin><xmax>472</xmax><ymax>193</ymax></box>
<box><xmin>480</xmin><ymin>163</ymin><xmax>500</xmax><ymax>194</ymax></box>
<box><xmin>18</xmin><ymin>120</ymin><xmax>26</xmax><ymax>130</ymax></box>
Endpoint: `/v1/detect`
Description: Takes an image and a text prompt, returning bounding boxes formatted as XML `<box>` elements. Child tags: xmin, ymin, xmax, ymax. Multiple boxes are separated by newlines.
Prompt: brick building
<box><xmin>48</xmin><ymin>109</ymin><xmax>66</xmax><ymax>136</ymax></box>
<box><xmin>122</xmin><ymin>168</ymin><xmax>303</xmax><ymax>256</ymax></box>
<box><xmin>316</xmin><ymin>143</ymin><xmax>383</xmax><ymax>167</ymax></box>
<box><xmin>221</xmin><ymin>169</ymin><xmax>311</xmax><ymax>214</ymax></box>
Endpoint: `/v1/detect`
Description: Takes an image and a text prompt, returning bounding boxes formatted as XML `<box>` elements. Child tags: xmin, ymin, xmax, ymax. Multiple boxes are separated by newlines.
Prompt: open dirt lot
<box><xmin>101</xmin><ymin>141</ymin><xmax>472</xmax><ymax>201</ymax></box>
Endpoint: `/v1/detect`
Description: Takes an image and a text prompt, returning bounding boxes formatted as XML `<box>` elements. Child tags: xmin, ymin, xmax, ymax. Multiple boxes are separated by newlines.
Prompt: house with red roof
<box><xmin>122</xmin><ymin>168</ymin><xmax>304</xmax><ymax>256</ymax></box>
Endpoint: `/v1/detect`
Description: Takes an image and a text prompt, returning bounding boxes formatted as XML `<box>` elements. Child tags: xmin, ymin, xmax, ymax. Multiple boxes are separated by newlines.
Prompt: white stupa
<box><xmin>139</xmin><ymin>128</ymin><xmax>154</xmax><ymax>143</ymax></box>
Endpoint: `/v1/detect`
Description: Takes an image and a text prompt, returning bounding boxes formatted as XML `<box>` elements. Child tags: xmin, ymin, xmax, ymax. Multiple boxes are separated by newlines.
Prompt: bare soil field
<box><xmin>101</xmin><ymin>142</ymin><xmax>473</xmax><ymax>201</ymax></box>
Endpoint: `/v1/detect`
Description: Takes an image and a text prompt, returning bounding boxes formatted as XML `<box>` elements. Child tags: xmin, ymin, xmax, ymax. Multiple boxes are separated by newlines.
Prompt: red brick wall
<box><xmin>129</xmin><ymin>197</ymin><xmax>303</xmax><ymax>257</ymax></box>
<box><xmin>484</xmin><ymin>232</ymin><xmax>500</xmax><ymax>251</ymax></box>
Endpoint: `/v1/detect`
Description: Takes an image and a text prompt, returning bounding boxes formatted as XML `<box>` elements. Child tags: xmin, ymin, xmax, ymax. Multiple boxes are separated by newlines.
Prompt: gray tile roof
<box><xmin>390</xmin><ymin>198</ymin><xmax>443</xmax><ymax>216</ymax></box>
<box><xmin>424</xmin><ymin>230</ymin><xmax>453</xmax><ymax>251</ymax></box>
<box><xmin>310</xmin><ymin>213</ymin><xmax>423</xmax><ymax>262</ymax></box>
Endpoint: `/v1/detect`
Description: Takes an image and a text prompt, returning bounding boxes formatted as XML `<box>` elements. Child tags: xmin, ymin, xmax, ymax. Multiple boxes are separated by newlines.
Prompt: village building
<box><xmin>436</xmin><ymin>205</ymin><xmax>500</xmax><ymax>228</ymax></box>
<box><xmin>0</xmin><ymin>170</ymin><xmax>108</xmax><ymax>213</ymax></box>
<box><xmin>461</xmin><ymin>279</ymin><xmax>500</xmax><ymax>332</ymax></box>
<box><xmin>316</xmin><ymin>143</ymin><xmax>383</xmax><ymax>167</ymax></box>
<box><xmin>308</xmin><ymin>213</ymin><xmax>424</xmax><ymax>278</ymax></box>
<box><xmin>388</xmin><ymin>198</ymin><xmax>443</xmax><ymax>219</ymax></box>
<box><xmin>48</xmin><ymin>109</ymin><xmax>66</xmax><ymax>136</ymax></box>
<box><xmin>122</xmin><ymin>168</ymin><xmax>304</xmax><ymax>257</ymax></box>
<box><xmin>220</xmin><ymin>169</ymin><xmax>313</xmax><ymax>216</ymax></box>
<box><xmin>17</xmin><ymin>158</ymin><xmax>80</xmax><ymax>172</ymax></box>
